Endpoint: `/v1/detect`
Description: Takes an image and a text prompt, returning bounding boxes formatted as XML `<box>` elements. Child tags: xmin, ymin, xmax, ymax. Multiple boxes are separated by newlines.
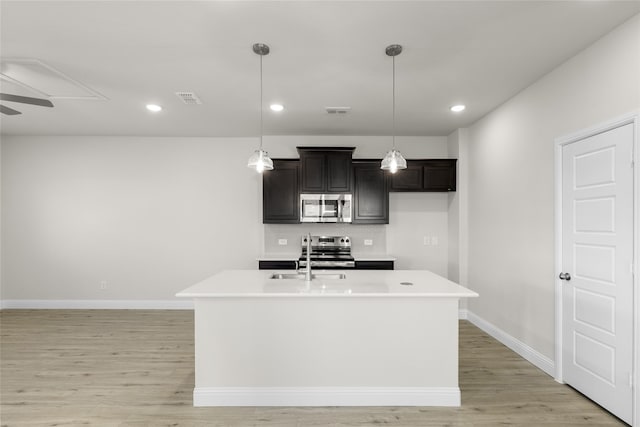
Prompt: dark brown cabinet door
<box><xmin>263</xmin><ymin>160</ymin><xmax>300</xmax><ymax>224</ymax></box>
<box><xmin>389</xmin><ymin>159</ymin><xmax>457</xmax><ymax>192</ymax></box>
<box><xmin>258</xmin><ymin>260</ymin><xmax>297</xmax><ymax>270</ymax></box>
<box><xmin>300</xmin><ymin>152</ymin><xmax>326</xmax><ymax>192</ymax></box>
<box><xmin>423</xmin><ymin>159</ymin><xmax>456</xmax><ymax>191</ymax></box>
<box><xmin>327</xmin><ymin>151</ymin><xmax>352</xmax><ymax>192</ymax></box>
<box><xmin>298</xmin><ymin>147</ymin><xmax>354</xmax><ymax>193</ymax></box>
<box><xmin>354</xmin><ymin>260</ymin><xmax>394</xmax><ymax>270</ymax></box>
<box><xmin>388</xmin><ymin>161</ymin><xmax>423</xmax><ymax>191</ymax></box>
<box><xmin>353</xmin><ymin>162</ymin><xmax>388</xmax><ymax>224</ymax></box>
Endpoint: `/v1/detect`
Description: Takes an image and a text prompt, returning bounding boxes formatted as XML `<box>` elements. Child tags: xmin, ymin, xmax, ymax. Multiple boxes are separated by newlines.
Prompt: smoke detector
<box><xmin>175</xmin><ymin>91</ymin><xmax>202</xmax><ymax>105</ymax></box>
<box><xmin>325</xmin><ymin>107</ymin><xmax>351</xmax><ymax>115</ymax></box>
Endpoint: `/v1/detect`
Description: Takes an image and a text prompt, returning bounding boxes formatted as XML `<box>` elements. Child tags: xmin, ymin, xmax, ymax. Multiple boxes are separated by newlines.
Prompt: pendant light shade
<box><xmin>381</xmin><ymin>44</ymin><xmax>407</xmax><ymax>173</ymax></box>
<box><xmin>247</xmin><ymin>43</ymin><xmax>273</xmax><ymax>173</ymax></box>
<box><xmin>381</xmin><ymin>148</ymin><xmax>407</xmax><ymax>174</ymax></box>
<box><xmin>247</xmin><ymin>149</ymin><xmax>274</xmax><ymax>173</ymax></box>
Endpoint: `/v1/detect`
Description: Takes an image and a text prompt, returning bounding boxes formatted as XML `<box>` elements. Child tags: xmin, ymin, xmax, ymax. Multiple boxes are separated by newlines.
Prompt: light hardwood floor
<box><xmin>0</xmin><ymin>310</ymin><xmax>626</xmax><ymax>426</ymax></box>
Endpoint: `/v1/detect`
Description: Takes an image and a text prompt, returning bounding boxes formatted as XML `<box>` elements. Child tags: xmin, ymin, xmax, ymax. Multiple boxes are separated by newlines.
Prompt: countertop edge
<box><xmin>176</xmin><ymin>292</ymin><xmax>479</xmax><ymax>298</ymax></box>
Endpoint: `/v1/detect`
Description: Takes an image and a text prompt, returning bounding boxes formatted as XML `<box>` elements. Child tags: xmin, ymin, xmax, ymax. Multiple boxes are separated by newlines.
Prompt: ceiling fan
<box><xmin>0</xmin><ymin>93</ymin><xmax>53</xmax><ymax>115</ymax></box>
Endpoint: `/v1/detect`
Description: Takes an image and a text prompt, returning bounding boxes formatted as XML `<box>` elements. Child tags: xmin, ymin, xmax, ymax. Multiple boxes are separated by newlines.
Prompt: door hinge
<box><xmin>629</xmin><ymin>372</ymin><xmax>633</xmax><ymax>388</ymax></box>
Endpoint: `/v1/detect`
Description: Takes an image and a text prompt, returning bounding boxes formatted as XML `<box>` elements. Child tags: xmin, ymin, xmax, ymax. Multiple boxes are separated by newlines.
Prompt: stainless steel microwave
<box><xmin>300</xmin><ymin>194</ymin><xmax>352</xmax><ymax>223</ymax></box>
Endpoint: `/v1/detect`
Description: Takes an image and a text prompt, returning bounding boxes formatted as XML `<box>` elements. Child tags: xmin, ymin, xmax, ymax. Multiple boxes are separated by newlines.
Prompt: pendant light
<box><xmin>247</xmin><ymin>43</ymin><xmax>274</xmax><ymax>173</ymax></box>
<box><xmin>380</xmin><ymin>44</ymin><xmax>407</xmax><ymax>174</ymax></box>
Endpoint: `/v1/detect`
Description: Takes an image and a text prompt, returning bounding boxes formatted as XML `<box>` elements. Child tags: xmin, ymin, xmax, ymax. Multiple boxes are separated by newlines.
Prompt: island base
<box><xmin>192</xmin><ymin>297</ymin><xmax>462</xmax><ymax>407</ymax></box>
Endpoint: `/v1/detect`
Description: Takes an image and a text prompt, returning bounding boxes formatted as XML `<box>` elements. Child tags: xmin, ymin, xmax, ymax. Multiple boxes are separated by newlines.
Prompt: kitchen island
<box><xmin>176</xmin><ymin>269</ymin><xmax>478</xmax><ymax>407</ymax></box>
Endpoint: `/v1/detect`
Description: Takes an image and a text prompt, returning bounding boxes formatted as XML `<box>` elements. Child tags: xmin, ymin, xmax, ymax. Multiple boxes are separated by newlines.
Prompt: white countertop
<box><xmin>351</xmin><ymin>253</ymin><xmax>397</xmax><ymax>261</ymax></box>
<box><xmin>257</xmin><ymin>254</ymin><xmax>300</xmax><ymax>261</ymax></box>
<box><xmin>176</xmin><ymin>269</ymin><xmax>478</xmax><ymax>298</ymax></box>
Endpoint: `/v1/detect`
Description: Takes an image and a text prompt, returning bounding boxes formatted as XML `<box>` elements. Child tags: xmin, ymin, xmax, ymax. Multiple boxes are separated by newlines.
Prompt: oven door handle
<box><xmin>328</xmin><ymin>261</ymin><xmax>354</xmax><ymax>267</ymax></box>
<box><xmin>301</xmin><ymin>260</ymin><xmax>355</xmax><ymax>268</ymax></box>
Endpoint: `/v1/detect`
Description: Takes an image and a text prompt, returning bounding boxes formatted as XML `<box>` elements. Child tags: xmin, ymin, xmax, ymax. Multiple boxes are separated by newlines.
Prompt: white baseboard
<box><xmin>193</xmin><ymin>386</ymin><xmax>461</xmax><ymax>407</ymax></box>
<box><xmin>466</xmin><ymin>310</ymin><xmax>555</xmax><ymax>377</ymax></box>
<box><xmin>0</xmin><ymin>299</ymin><xmax>194</xmax><ymax>310</ymax></box>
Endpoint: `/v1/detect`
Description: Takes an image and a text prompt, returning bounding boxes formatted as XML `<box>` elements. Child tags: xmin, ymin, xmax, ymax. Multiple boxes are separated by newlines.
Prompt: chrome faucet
<box><xmin>304</xmin><ymin>233</ymin><xmax>312</xmax><ymax>282</ymax></box>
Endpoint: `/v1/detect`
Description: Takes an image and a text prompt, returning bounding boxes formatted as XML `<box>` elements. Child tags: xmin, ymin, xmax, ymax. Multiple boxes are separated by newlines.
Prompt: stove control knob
<box><xmin>345</xmin><ymin>238</ymin><xmax>350</xmax><ymax>243</ymax></box>
<box><xmin>340</xmin><ymin>238</ymin><xmax>345</xmax><ymax>243</ymax></box>
<box><xmin>303</xmin><ymin>238</ymin><xmax>307</xmax><ymax>242</ymax></box>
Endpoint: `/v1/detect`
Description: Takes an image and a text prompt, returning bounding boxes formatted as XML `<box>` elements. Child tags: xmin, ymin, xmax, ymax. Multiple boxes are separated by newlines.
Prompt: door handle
<box><xmin>559</xmin><ymin>272</ymin><xmax>571</xmax><ymax>281</ymax></box>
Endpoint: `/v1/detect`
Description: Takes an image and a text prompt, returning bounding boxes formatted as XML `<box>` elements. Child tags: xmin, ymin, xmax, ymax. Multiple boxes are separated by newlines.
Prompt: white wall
<box><xmin>1</xmin><ymin>136</ymin><xmax>262</xmax><ymax>301</ymax></box>
<box><xmin>447</xmin><ymin>128</ymin><xmax>470</xmax><ymax>312</ymax></box>
<box><xmin>446</xmin><ymin>132</ymin><xmax>460</xmax><ymax>284</ymax></box>
<box><xmin>264</xmin><ymin>223</ymin><xmax>388</xmax><ymax>257</ymax></box>
<box><xmin>446</xmin><ymin>129</ymin><xmax>470</xmax><ymax>285</ymax></box>
<box><xmin>465</xmin><ymin>14</ymin><xmax>640</xmax><ymax>359</ymax></box>
<box><xmin>387</xmin><ymin>192</ymin><xmax>448</xmax><ymax>275</ymax></box>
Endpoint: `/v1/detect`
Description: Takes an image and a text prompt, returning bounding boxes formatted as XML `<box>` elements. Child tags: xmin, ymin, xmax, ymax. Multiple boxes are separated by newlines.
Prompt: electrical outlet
<box><xmin>364</xmin><ymin>239</ymin><xmax>373</xmax><ymax>246</ymax></box>
<box><xmin>278</xmin><ymin>239</ymin><xmax>288</xmax><ymax>246</ymax></box>
<box><xmin>99</xmin><ymin>280</ymin><xmax>108</xmax><ymax>290</ymax></box>
<box><xmin>423</xmin><ymin>236</ymin><xmax>431</xmax><ymax>245</ymax></box>
<box><xmin>431</xmin><ymin>236</ymin><xmax>439</xmax><ymax>246</ymax></box>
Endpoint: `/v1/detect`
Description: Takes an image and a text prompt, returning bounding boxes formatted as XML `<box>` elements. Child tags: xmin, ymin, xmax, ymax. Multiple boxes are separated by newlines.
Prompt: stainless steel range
<box><xmin>298</xmin><ymin>235</ymin><xmax>355</xmax><ymax>269</ymax></box>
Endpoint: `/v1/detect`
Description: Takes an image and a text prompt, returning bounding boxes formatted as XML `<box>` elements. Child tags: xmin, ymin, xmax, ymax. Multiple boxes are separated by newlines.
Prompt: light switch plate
<box><xmin>431</xmin><ymin>236</ymin><xmax>439</xmax><ymax>246</ymax></box>
<box><xmin>423</xmin><ymin>236</ymin><xmax>431</xmax><ymax>245</ymax></box>
<box><xmin>364</xmin><ymin>239</ymin><xmax>373</xmax><ymax>246</ymax></box>
<box><xmin>278</xmin><ymin>239</ymin><xmax>288</xmax><ymax>246</ymax></box>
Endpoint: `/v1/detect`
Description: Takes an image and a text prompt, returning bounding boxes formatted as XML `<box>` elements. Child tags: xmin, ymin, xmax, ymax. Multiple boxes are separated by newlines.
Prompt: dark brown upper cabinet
<box><xmin>423</xmin><ymin>159</ymin><xmax>457</xmax><ymax>191</ymax></box>
<box><xmin>389</xmin><ymin>159</ymin><xmax>457</xmax><ymax>192</ymax></box>
<box><xmin>387</xmin><ymin>161</ymin><xmax>423</xmax><ymax>191</ymax></box>
<box><xmin>297</xmin><ymin>147</ymin><xmax>354</xmax><ymax>193</ymax></box>
<box><xmin>262</xmin><ymin>159</ymin><xmax>300</xmax><ymax>224</ymax></box>
<box><xmin>352</xmin><ymin>161</ymin><xmax>389</xmax><ymax>224</ymax></box>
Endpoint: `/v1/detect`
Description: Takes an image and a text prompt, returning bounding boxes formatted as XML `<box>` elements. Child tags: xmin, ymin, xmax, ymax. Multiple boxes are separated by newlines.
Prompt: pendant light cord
<box><xmin>259</xmin><ymin>52</ymin><xmax>264</xmax><ymax>151</ymax></box>
<box><xmin>392</xmin><ymin>54</ymin><xmax>396</xmax><ymax>150</ymax></box>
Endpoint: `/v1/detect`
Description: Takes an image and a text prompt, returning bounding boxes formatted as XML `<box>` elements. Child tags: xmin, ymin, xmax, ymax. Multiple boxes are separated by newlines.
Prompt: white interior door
<box><xmin>561</xmin><ymin>123</ymin><xmax>634</xmax><ymax>424</ymax></box>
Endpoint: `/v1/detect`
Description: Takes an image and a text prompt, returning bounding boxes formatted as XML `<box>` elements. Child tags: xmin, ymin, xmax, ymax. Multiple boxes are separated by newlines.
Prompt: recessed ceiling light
<box><xmin>146</xmin><ymin>104</ymin><xmax>162</xmax><ymax>112</ymax></box>
<box><xmin>270</xmin><ymin>104</ymin><xmax>284</xmax><ymax>112</ymax></box>
<box><xmin>450</xmin><ymin>105</ymin><xmax>466</xmax><ymax>112</ymax></box>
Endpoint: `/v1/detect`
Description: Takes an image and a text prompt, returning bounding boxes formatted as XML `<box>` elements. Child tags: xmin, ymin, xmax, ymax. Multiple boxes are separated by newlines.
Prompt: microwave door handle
<box><xmin>337</xmin><ymin>199</ymin><xmax>343</xmax><ymax>222</ymax></box>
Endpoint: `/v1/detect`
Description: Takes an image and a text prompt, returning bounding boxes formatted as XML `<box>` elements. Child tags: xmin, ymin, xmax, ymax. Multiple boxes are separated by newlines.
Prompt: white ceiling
<box><xmin>1</xmin><ymin>1</ymin><xmax>639</xmax><ymax>137</ymax></box>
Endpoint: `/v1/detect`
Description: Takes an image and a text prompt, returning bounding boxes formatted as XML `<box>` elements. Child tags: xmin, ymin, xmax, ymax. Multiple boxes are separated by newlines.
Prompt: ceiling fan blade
<box><xmin>0</xmin><ymin>104</ymin><xmax>22</xmax><ymax>115</ymax></box>
<box><xmin>0</xmin><ymin>93</ymin><xmax>54</xmax><ymax>107</ymax></box>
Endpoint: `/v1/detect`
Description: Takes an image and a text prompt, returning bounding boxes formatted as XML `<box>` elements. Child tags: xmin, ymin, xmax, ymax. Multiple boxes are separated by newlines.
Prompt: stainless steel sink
<box><xmin>315</xmin><ymin>273</ymin><xmax>347</xmax><ymax>280</ymax></box>
<box><xmin>269</xmin><ymin>273</ymin><xmax>346</xmax><ymax>280</ymax></box>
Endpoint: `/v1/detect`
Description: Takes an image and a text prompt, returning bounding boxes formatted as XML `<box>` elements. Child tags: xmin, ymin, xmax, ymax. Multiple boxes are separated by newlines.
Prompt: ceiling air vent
<box><xmin>325</xmin><ymin>107</ymin><xmax>351</xmax><ymax>115</ymax></box>
<box><xmin>175</xmin><ymin>91</ymin><xmax>202</xmax><ymax>105</ymax></box>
